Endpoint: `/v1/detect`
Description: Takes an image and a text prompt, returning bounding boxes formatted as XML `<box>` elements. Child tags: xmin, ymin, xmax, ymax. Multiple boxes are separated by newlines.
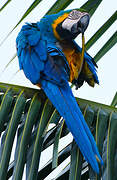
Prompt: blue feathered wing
<box><xmin>16</xmin><ymin>23</ymin><xmax>103</xmax><ymax>173</ymax></box>
<box><xmin>16</xmin><ymin>23</ymin><xmax>47</xmax><ymax>84</ymax></box>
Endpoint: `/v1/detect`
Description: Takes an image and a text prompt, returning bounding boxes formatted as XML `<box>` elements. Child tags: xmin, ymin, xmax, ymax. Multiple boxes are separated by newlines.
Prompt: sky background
<box><xmin>0</xmin><ymin>0</ymin><xmax>116</xmax><ymax>106</ymax></box>
<box><xmin>0</xmin><ymin>0</ymin><xmax>116</xmax><ymax>179</ymax></box>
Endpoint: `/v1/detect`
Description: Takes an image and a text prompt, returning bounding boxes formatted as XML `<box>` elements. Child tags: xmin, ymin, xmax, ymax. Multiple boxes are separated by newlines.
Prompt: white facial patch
<box><xmin>62</xmin><ymin>18</ymin><xmax>80</xmax><ymax>32</ymax></box>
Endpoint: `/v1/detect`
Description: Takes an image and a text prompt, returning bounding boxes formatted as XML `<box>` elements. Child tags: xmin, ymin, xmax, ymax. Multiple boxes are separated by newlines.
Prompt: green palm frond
<box><xmin>0</xmin><ymin>0</ymin><xmax>12</xmax><ymax>12</ymax></box>
<box><xmin>86</xmin><ymin>11</ymin><xmax>117</xmax><ymax>50</ymax></box>
<box><xmin>111</xmin><ymin>92</ymin><xmax>117</xmax><ymax>107</ymax></box>
<box><xmin>94</xmin><ymin>31</ymin><xmax>117</xmax><ymax>63</ymax></box>
<box><xmin>0</xmin><ymin>83</ymin><xmax>117</xmax><ymax>179</ymax></box>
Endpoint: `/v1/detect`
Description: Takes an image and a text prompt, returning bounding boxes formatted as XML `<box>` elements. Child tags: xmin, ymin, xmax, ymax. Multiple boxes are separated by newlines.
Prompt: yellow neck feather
<box><xmin>52</xmin><ymin>13</ymin><xmax>69</xmax><ymax>41</ymax></box>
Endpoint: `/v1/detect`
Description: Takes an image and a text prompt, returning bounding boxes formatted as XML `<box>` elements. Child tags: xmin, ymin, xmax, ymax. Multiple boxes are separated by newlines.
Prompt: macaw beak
<box><xmin>71</xmin><ymin>14</ymin><xmax>90</xmax><ymax>35</ymax></box>
<box><xmin>61</xmin><ymin>10</ymin><xmax>90</xmax><ymax>39</ymax></box>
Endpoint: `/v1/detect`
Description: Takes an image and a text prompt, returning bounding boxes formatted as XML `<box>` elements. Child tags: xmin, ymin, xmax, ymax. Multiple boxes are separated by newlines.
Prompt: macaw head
<box><xmin>53</xmin><ymin>10</ymin><xmax>90</xmax><ymax>40</ymax></box>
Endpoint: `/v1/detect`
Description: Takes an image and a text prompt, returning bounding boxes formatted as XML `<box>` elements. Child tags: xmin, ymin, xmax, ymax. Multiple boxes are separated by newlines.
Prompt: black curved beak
<box><xmin>56</xmin><ymin>10</ymin><xmax>90</xmax><ymax>40</ymax></box>
<box><xmin>71</xmin><ymin>14</ymin><xmax>90</xmax><ymax>35</ymax></box>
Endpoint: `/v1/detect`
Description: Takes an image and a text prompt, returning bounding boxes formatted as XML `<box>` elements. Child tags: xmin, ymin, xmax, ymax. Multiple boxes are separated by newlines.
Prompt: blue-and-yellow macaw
<box><xmin>16</xmin><ymin>9</ymin><xmax>103</xmax><ymax>173</ymax></box>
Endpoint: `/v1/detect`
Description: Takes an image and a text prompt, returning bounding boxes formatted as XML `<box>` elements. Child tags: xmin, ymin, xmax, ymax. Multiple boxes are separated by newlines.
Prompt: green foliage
<box><xmin>107</xmin><ymin>112</ymin><xmax>117</xmax><ymax>180</ymax></box>
<box><xmin>0</xmin><ymin>0</ymin><xmax>12</xmax><ymax>12</ymax></box>
<box><xmin>94</xmin><ymin>31</ymin><xmax>117</xmax><ymax>63</ymax></box>
<box><xmin>80</xmin><ymin>0</ymin><xmax>102</xmax><ymax>16</ymax></box>
<box><xmin>0</xmin><ymin>90</ymin><xmax>26</xmax><ymax>180</ymax></box>
<box><xmin>0</xmin><ymin>88</ymin><xmax>13</xmax><ymax>134</ymax></box>
<box><xmin>85</xmin><ymin>11</ymin><xmax>117</xmax><ymax>50</ymax></box>
<box><xmin>0</xmin><ymin>83</ymin><xmax>117</xmax><ymax>179</ymax></box>
<box><xmin>111</xmin><ymin>92</ymin><xmax>117</xmax><ymax>107</ymax></box>
<box><xmin>0</xmin><ymin>0</ymin><xmax>116</xmax><ymax>179</ymax></box>
<box><xmin>52</xmin><ymin>119</ymin><xmax>65</xmax><ymax>169</ymax></box>
<box><xmin>69</xmin><ymin>140</ymin><xmax>83</xmax><ymax>180</ymax></box>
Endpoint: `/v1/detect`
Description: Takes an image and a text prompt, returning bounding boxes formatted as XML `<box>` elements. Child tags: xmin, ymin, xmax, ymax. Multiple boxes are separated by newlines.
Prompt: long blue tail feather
<box><xmin>62</xmin><ymin>84</ymin><xmax>103</xmax><ymax>165</ymax></box>
<box><xmin>41</xmin><ymin>79</ymin><xmax>103</xmax><ymax>173</ymax></box>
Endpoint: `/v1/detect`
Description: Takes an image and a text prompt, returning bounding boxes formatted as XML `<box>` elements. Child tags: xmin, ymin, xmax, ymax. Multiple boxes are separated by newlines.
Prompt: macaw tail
<box><xmin>41</xmin><ymin>80</ymin><xmax>103</xmax><ymax>173</ymax></box>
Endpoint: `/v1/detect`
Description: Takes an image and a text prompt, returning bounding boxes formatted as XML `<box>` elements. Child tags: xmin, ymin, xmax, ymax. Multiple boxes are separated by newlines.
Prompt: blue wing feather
<box><xmin>27</xmin><ymin>33</ymin><xmax>40</xmax><ymax>46</ymax></box>
<box><xmin>16</xmin><ymin>23</ymin><xmax>69</xmax><ymax>85</ymax></box>
<box><xmin>16</xmin><ymin>23</ymin><xmax>46</xmax><ymax>84</ymax></box>
<box><xmin>42</xmin><ymin>54</ymin><xmax>67</xmax><ymax>85</ymax></box>
<box><xmin>31</xmin><ymin>49</ymin><xmax>44</xmax><ymax>72</ymax></box>
<box><xmin>21</xmin><ymin>49</ymin><xmax>31</xmax><ymax>80</ymax></box>
<box><xmin>34</xmin><ymin>40</ymin><xmax>47</xmax><ymax>61</ymax></box>
<box><xmin>22</xmin><ymin>49</ymin><xmax>40</xmax><ymax>84</ymax></box>
<box><xmin>19</xmin><ymin>49</ymin><xmax>26</xmax><ymax>69</ymax></box>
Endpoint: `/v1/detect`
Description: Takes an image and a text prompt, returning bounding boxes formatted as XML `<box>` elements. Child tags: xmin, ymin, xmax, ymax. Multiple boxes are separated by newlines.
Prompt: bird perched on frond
<box><xmin>16</xmin><ymin>9</ymin><xmax>103</xmax><ymax>173</ymax></box>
